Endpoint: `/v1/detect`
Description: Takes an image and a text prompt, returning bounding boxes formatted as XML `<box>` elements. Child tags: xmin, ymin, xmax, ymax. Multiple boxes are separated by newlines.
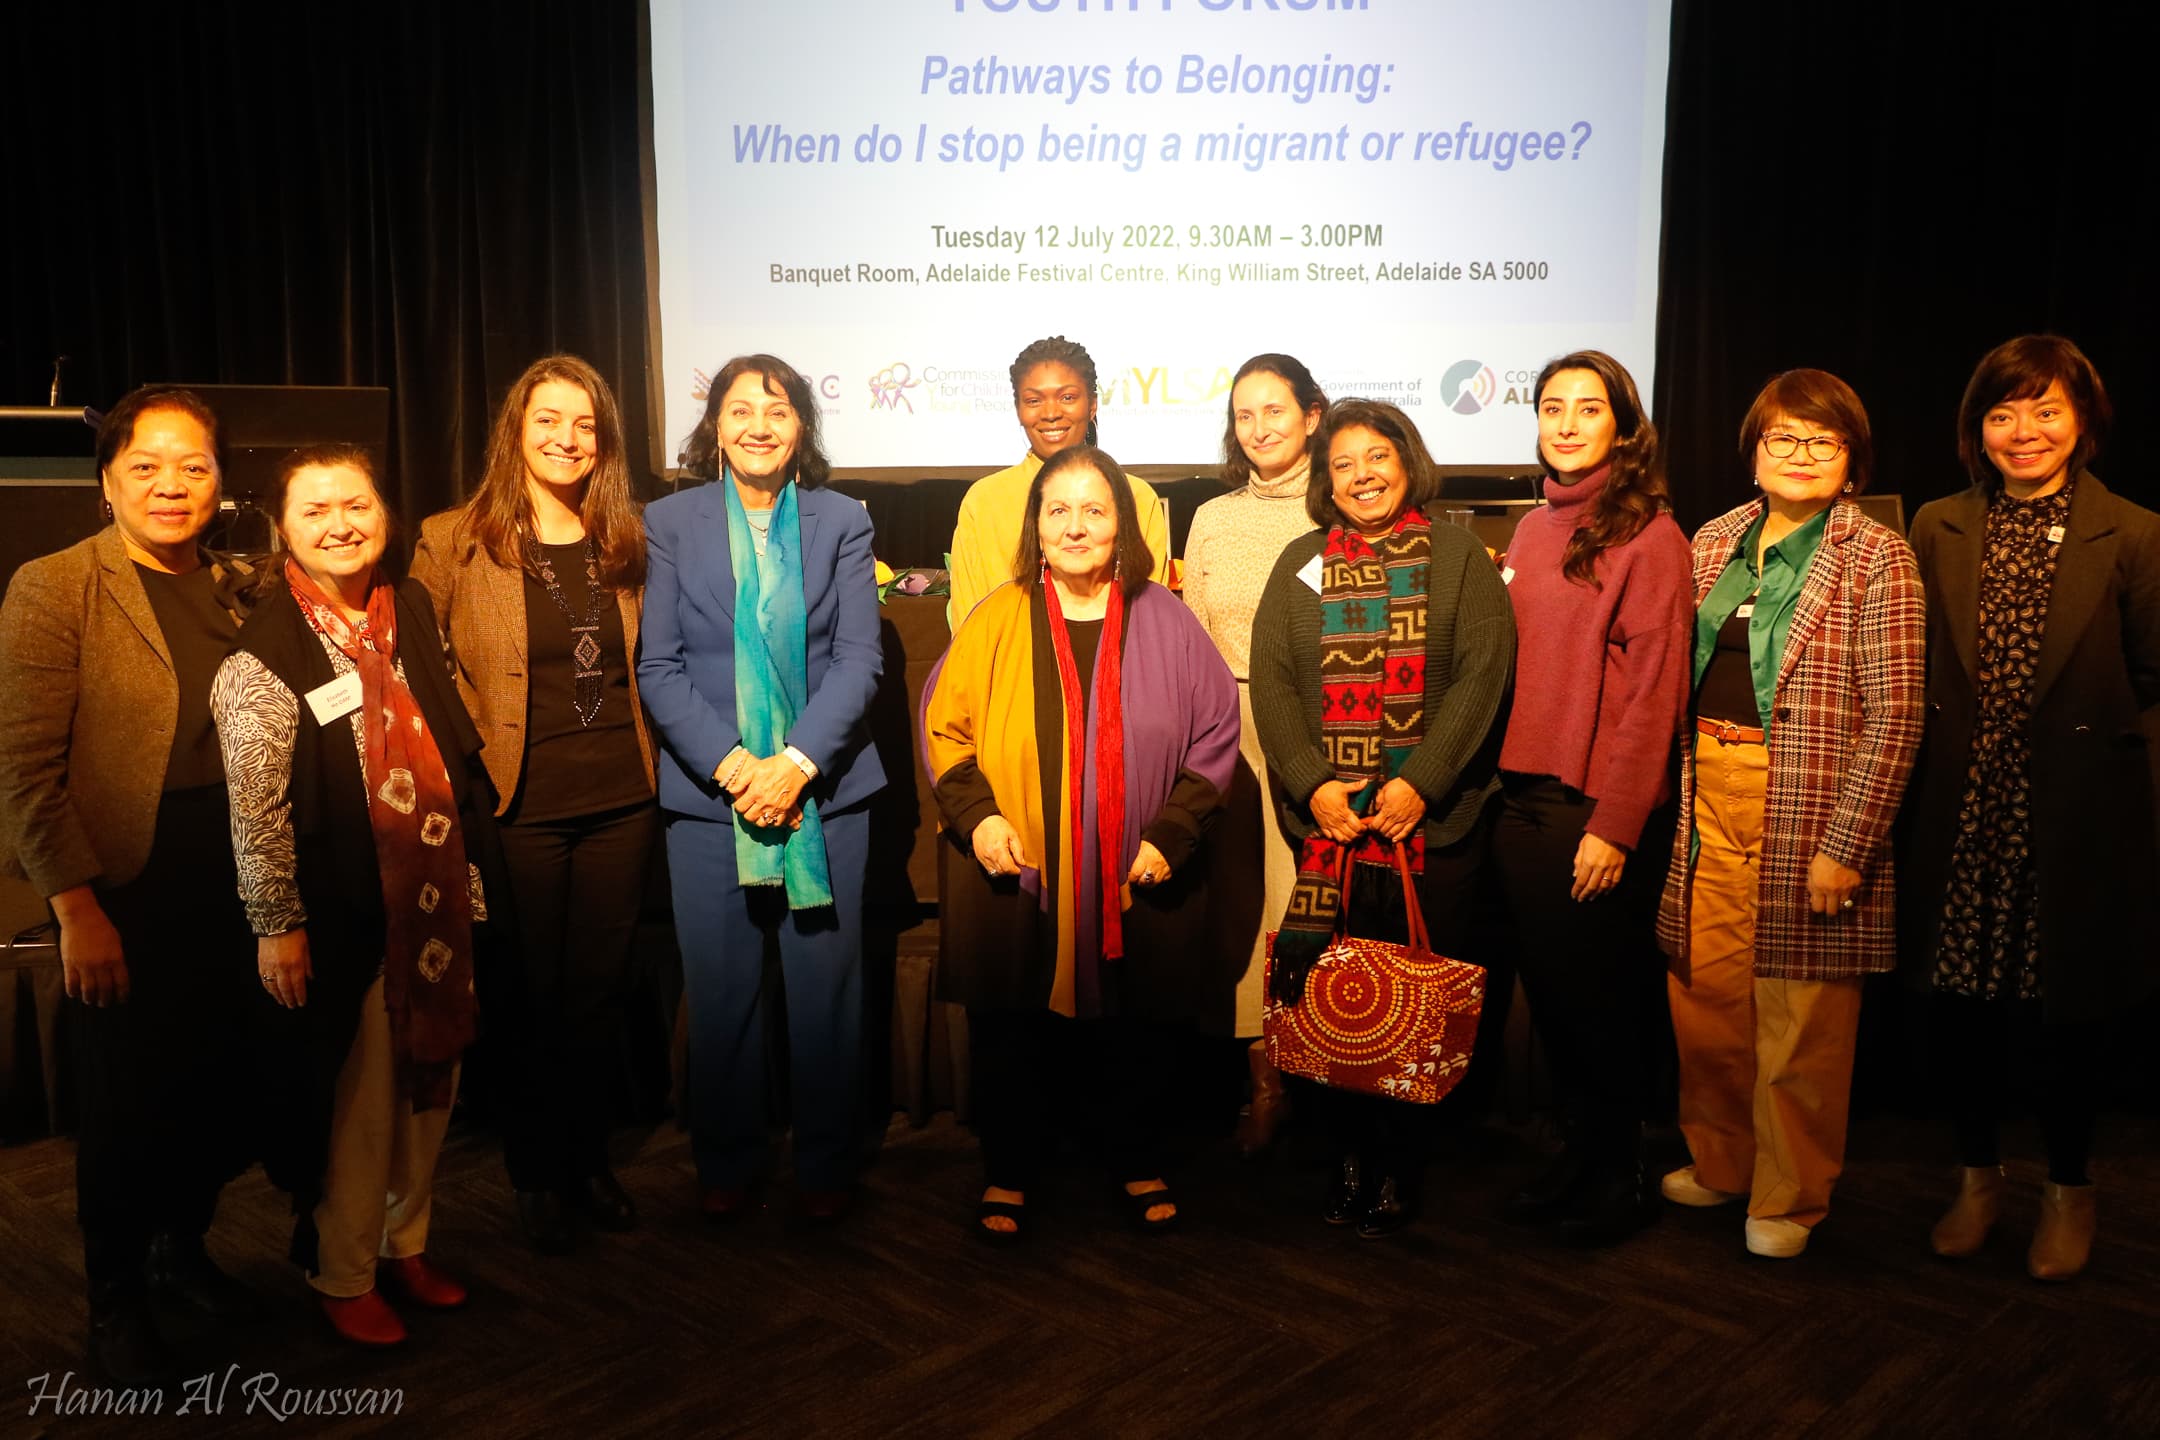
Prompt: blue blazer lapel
<box><xmin>696</xmin><ymin>481</ymin><xmax>737</xmax><ymax>619</ymax></box>
<box><xmin>795</xmin><ymin>486</ymin><xmax>823</xmax><ymax>580</ymax></box>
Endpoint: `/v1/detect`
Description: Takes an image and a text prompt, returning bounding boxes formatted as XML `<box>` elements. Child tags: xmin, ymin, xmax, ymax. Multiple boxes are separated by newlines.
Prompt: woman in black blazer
<box><xmin>1902</xmin><ymin>335</ymin><xmax>2160</xmax><ymax>1281</ymax></box>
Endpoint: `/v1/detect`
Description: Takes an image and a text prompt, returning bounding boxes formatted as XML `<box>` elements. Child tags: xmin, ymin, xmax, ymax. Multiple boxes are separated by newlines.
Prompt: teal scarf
<box><xmin>725</xmin><ymin>472</ymin><xmax>832</xmax><ymax>908</ymax></box>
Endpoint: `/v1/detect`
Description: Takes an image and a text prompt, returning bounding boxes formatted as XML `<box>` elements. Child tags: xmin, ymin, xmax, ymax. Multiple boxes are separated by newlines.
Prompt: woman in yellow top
<box><xmin>945</xmin><ymin>335</ymin><xmax>1172</xmax><ymax>631</ymax></box>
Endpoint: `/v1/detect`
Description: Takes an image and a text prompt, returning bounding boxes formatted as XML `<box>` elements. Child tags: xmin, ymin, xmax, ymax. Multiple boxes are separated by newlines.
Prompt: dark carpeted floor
<box><xmin>3</xmin><ymin>1096</ymin><xmax>2156</xmax><ymax>1439</ymax></box>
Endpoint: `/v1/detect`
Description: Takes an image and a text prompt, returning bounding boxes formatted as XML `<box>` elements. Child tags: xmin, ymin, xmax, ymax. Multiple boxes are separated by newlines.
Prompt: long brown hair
<box><xmin>455</xmin><ymin>354</ymin><xmax>643</xmax><ymax>588</ymax></box>
<box><xmin>1534</xmin><ymin>350</ymin><xmax>1666</xmax><ymax>587</ymax></box>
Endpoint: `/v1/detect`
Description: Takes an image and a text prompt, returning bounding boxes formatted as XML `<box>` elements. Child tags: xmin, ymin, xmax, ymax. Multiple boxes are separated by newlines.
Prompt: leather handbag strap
<box><xmin>1331</xmin><ymin>840</ymin><xmax>1432</xmax><ymax>953</ymax></box>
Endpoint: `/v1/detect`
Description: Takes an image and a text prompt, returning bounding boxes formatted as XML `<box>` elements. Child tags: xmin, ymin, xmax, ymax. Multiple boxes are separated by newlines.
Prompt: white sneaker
<box><xmin>1660</xmin><ymin>1165</ymin><xmax>1745</xmax><ymax>1208</ymax></box>
<box><xmin>1744</xmin><ymin>1217</ymin><xmax>1810</xmax><ymax>1258</ymax></box>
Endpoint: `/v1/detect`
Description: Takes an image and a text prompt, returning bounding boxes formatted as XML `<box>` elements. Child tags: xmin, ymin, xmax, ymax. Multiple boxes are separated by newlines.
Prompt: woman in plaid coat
<box><xmin>1655</xmin><ymin>369</ymin><xmax>1925</xmax><ymax>1258</ymax></box>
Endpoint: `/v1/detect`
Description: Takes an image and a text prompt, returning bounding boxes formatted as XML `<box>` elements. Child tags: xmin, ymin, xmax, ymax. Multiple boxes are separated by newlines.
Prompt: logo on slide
<box><xmin>868</xmin><ymin>364</ymin><xmax>919</xmax><ymax>414</ymax></box>
<box><xmin>1441</xmin><ymin>360</ymin><xmax>1497</xmax><ymax>415</ymax></box>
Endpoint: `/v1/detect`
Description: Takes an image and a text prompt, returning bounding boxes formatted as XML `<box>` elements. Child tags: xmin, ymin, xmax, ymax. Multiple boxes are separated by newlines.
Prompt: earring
<box><xmin>1843</xmin><ymin>481</ymin><xmax>1854</xmax><ymax>494</ymax></box>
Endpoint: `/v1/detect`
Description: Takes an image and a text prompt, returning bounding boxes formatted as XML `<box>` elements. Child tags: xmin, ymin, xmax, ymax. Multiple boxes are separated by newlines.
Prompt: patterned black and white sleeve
<box><xmin>210</xmin><ymin>650</ymin><xmax>308</xmax><ymax>937</ymax></box>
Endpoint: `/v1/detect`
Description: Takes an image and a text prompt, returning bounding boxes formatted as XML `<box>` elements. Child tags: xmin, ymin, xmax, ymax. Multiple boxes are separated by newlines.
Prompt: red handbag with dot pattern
<box><xmin>1263</xmin><ymin>842</ymin><xmax>1485</xmax><ymax>1104</ymax></box>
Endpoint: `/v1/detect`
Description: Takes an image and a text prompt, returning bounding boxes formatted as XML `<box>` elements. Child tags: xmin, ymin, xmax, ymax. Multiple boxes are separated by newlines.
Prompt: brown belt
<box><xmin>1696</xmin><ymin>716</ymin><xmax>1765</xmax><ymax>745</ymax></box>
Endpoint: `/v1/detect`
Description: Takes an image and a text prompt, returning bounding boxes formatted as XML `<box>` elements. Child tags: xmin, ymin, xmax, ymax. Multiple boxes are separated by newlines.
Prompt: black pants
<box><xmin>491</xmin><ymin>800</ymin><xmax>658</xmax><ymax>1191</ymax></box>
<box><xmin>1932</xmin><ymin>990</ymin><xmax>2104</xmax><ymax>1186</ymax></box>
<box><xmin>1294</xmin><ymin>816</ymin><xmax>1489</xmax><ymax>1196</ymax></box>
<box><xmin>1492</xmin><ymin>775</ymin><xmax>1671</xmax><ymax>1161</ymax></box>
<box><xmin>969</xmin><ymin>1008</ymin><xmax>1179</xmax><ymax>1192</ymax></box>
<box><xmin>75</xmin><ymin>785</ymin><xmax>256</xmax><ymax>1290</ymax></box>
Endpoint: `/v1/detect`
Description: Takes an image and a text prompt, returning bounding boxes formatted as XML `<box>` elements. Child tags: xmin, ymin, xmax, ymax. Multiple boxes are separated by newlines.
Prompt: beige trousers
<box><xmin>1668</xmin><ymin>733</ymin><xmax>1864</xmax><ymax>1228</ymax></box>
<box><xmin>1232</xmin><ymin>682</ymin><xmax>1300</xmax><ymax>1037</ymax></box>
<box><xmin>309</xmin><ymin>975</ymin><xmax>458</xmax><ymax>1298</ymax></box>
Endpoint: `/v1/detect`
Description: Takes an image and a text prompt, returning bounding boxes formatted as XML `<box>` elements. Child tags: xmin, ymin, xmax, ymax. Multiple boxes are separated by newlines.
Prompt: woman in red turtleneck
<box><xmin>1491</xmin><ymin>350</ymin><xmax>1694</xmax><ymax>1247</ymax></box>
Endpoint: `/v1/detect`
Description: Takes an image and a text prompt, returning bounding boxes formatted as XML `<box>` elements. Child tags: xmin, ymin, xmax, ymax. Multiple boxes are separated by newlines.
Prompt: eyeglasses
<box><xmin>1761</xmin><ymin>433</ymin><xmax>1845</xmax><ymax>463</ymax></box>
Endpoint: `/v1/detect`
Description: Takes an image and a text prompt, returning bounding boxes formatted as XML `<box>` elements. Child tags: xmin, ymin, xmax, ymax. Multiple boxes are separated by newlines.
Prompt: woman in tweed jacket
<box><xmin>1655</xmin><ymin>369</ymin><xmax>1924</xmax><ymax>1259</ymax></box>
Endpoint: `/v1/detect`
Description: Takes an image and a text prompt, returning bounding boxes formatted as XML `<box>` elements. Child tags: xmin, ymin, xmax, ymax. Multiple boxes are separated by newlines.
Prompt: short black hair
<box><xmin>1305</xmin><ymin>398</ymin><xmax>1444</xmax><ymax>530</ymax></box>
<box><xmin>95</xmin><ymin>385</ymin><xmax>222</xmax><ymax>478</ymax></box>
<box><xmin>1956</xmin><ymin>334</ymin><xmax>2111</xmax><ymax>490</ymax></box>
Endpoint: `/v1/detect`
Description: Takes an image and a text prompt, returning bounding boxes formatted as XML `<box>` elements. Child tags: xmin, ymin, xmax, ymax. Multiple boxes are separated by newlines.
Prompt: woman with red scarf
<box><xmin>924</xmin><ymin>445</ymin><xmax>1240</xmax><ymax>1243</ymax></box>
<box><xmin>1249</xmin><ymin>398</ymin><xmax>1516</xmax><ymax>1238</ymax></box>
<box><xmin>213</xmin><ymin>446</ymin><xmax>500</xmax><ymax>1347</ymax></box>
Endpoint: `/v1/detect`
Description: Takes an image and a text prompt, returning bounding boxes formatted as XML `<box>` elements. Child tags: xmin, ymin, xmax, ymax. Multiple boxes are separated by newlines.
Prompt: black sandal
<box><xmin>1117</xmin><ymin>1181</ymin><xmax>1181</xmax><ymax>1234</ymax></box>
<box><xmin>974</xmin><ymin>1199</ymin><xmax>1028</xmax><ymax>1246</ymax></box>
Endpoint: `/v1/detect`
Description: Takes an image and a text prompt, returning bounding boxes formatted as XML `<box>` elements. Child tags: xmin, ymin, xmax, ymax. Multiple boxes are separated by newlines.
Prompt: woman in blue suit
<box><xmin>639</xmin><ymin>353</ymin><xmax>886</xmax><ymax>1220</ymax></box>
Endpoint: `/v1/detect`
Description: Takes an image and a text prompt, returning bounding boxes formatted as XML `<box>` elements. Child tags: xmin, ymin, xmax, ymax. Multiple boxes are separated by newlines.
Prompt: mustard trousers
<box><xmin>1668</xmin><ymin>733</ymin><xmax>1863</xmax><ymax>1228</ymax></box>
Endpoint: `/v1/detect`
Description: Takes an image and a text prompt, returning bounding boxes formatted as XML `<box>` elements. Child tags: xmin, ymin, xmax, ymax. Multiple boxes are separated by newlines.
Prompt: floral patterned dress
<box><xmin>1931</xmin><ymin>483</ymin><xmax>2077</xmax><ymax>1002</ymax></box>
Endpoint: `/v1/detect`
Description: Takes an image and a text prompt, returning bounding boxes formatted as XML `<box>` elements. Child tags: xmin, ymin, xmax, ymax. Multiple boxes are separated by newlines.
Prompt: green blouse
<box><xmin>1691</xmin><ymin>506</ymin><xmax>1830</xmax><ymax>737</ymax></box>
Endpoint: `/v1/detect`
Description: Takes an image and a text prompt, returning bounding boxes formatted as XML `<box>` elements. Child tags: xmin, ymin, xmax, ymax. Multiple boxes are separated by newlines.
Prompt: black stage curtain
<box><xmin>1655</xmin><ymin>0</ymin><xmax>2160</xmax><ymax>531</ymax></box>
<box><xmin>2</xmin><ymin>2</ymin><xmax>659</xmax><ymax>525</ymax></box>
<box><xmin>9</xmin><ymin>3</ymin><xmax>2157</xmax><ymax>530</ymax></box>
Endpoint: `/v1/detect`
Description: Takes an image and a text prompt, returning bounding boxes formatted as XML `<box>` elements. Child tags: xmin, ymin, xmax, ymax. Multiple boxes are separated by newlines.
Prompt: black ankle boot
<box><xmin>1557</xmin><ymin>1131</ymin><xmax>1660</xmax><ymax>1249</ymax></box>
<box><xmin>1323</xmin><ymin>1153</ymin><xmax>1367</xmax><ymax>1226</ymax></box>
<box><xmin>1503</xmin><ymin>1132</ymin><xmax>1592</xmax><ymax>1225</ymax></box>
<box><xmin>568</xmin><ymin>1171</ymin><xmax>638</xmax><ymax>1232</ymax></box>
<box><xmin>516</xmin><ymin>1189</ymin><xmax>575</xmax><ymax>1255</ymax></box>
<box><xmin>145</xmin><ymin>1233</ymin><xmax>264</xmax><ymax>1322</ymax></box>
<box><xmin>87</xmin><ymin>1283</ymin><xmax>175</xmax><ymax>1386</ymax></box>
<box><xmin>1356</xmin><ymin>1175</ymin><xmax>1419</xmax><ymax>1240</ymax></box>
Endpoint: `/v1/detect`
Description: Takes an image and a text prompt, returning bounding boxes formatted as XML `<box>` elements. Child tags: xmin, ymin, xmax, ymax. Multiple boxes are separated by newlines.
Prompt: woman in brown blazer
<box><xmin>1902</xmin><ymin>336</ymin><xmax>2160</xmax><ymax>1281</ymax></box>
<box><xmin>0</xmin><ymin>386</ymin><xmax>262</xmax><ymax>1381</ymax></box>
<box><xmin>411</xmin><ymin>354</ymin><xmax>655</xmax><ymax>1254</ymax></box>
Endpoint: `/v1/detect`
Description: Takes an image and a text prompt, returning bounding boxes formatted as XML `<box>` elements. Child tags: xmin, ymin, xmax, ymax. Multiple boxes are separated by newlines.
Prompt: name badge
<box><xmin>1296</xmin><ymin>553</ymin><xmax>1324</xmax><ymax>594</ymax></box>
<box><xmin>304</xmin><ymin>670</ymin><xmax>364</xmax><ymax>727</ymax></box>
<box><xmin>1501</xmin><ymin>566</ymin><xmax>1516</xmax><ymax>586</ymax></box>
<box><xmin>2046</xmin><ymin>524</ymin><xmax>2066</xmax><ymax>545</ymax></box>
<box><xmin>1735</xmin><ymin>602</ymin><xmax>1756</xmax><ymax>619</ymax></box>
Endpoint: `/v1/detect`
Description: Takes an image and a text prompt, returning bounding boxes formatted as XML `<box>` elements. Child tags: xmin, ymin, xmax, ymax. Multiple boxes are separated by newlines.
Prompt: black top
<box><xmin>1065</xmin><ymin>617</ymin><xmax>1103</xmax><ymax>711</ymax></box>
<box><xmin>513</xmin><ymin>541</ymin><xmax>650</xmax><ymax>824</ymax></box>
<box><xmin>1694</xmin><ymin>600</ymin><xmax>1760</xmax><ymax>728</ymax></box>
<box><xmin>134</xmin><ymin>562</ymin><xmax>239</xmax><ymax>790</ymax></box>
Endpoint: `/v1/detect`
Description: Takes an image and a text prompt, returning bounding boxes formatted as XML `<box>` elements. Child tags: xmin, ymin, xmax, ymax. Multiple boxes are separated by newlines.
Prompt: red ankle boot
<box><xmin>319</xmin><ymin>1290</ymin><xmax>407</xmax><ymax>1347</ymax></box>
<box><xmin>380</xmin><ymin>1254</ymin><xmax>468</xmax><ymax>1310</ymax></box>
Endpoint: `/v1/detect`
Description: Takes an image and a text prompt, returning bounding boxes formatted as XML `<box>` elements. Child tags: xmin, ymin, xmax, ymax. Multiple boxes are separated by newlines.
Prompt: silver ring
<box><xmin>1839</xmin><ymin>897</ymin><xmax>1855</xmax><ymax>911</ymax></box>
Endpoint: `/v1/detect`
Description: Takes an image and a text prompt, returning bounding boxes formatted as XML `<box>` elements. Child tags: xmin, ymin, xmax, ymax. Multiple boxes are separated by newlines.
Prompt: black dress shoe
<box><xmin>1323</xmin><ymin>1154</ymin><xmax>1367</xmax><ymax>1227</ymax></box>
<box><xmin>145</xmin><ymin>1233</ymin><xmax>264</xmax><ymax>1322</ymax></box>
<box><xmin>1356</xmin><ymin>1176</ymin><xmax>1418</xmax><ymax>1240</ymax></box>
<box><xmin>567</xmin><ymin>1172</ymin><xmax>638</xmax><ymax>1233</ymax></box>
<box><xmin>88</xmin><ymin>1284</ymin><xmax>176</xmax><ymax>1385</ymax></box>
<box><xmin>1503</xmin><ymin>1141</ymin><xmax>1591</xmax><ymax>1226</ymax></box>
<box><xmin>516</xmin><ymin>1189</ymin><xmax>575</xmax><ymax>1254</ymax></box>
<box><xmin>1556</xmin><ymin>1167</ymin><xmax>1660</xmax><ymax>1249</ymax></box>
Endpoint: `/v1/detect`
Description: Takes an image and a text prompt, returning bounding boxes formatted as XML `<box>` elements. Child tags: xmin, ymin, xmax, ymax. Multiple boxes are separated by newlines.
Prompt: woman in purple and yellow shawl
<box><xmin>923</xmin><ymin>445</ymin><xmax>1240</xmax><ymax>1244</ymax></box>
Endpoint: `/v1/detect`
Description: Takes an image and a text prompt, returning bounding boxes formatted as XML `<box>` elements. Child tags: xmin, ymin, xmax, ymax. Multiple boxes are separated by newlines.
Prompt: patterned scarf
<box><xmin>1271</xmin><ymin>508</ymin><xmax>1432</xmax><ymax>997</ymax></box>
<box><xmin>283</xmin><ymin>560</ymin><xmax>474</xmax><ymax>1111</ymax></box>
<box><xmin>1044</xmin><ymin>575</ymin><xmax>1128</xmax><ymax>961</ymax></box>
<box><xmin>724</xmin><ymin>473</ymin><xmax>832</xmax><ymax>908</ymax></box>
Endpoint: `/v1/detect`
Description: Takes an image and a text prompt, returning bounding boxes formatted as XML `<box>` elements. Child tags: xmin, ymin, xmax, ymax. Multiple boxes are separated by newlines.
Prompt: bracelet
<box><xmin>718</xmin><ymin>752</ymin><xmax>749</xmax><ymax>792</ymax></box>
<box><xmin>782</xmin><ymin>745</ymin><xmax>819</xmax><ymax>781</ymax></box>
